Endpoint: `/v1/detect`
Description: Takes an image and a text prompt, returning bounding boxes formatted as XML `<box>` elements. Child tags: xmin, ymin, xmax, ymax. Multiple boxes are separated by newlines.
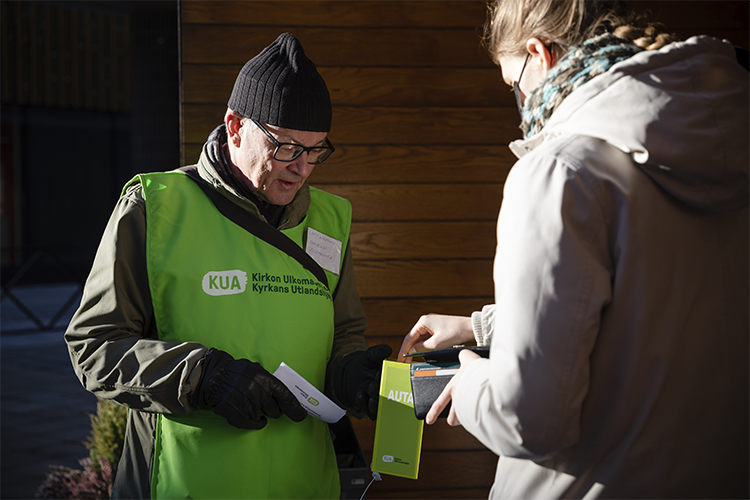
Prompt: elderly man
<box><xmin>65</xmin><ymin>33</ymin><xmax>390</xmax><ymax>499</ymax></box>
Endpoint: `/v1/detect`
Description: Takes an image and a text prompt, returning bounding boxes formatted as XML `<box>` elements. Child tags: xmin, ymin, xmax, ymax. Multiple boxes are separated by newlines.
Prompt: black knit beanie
<box><xmin>227</xmin><ymin>33</ymin><xmax>332</xmax><ymax>133</ymax></box>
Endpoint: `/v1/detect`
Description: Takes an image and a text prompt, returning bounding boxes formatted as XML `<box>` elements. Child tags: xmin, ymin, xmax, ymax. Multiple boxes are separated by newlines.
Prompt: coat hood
<box><xmin>511</xmin><ymin>36</ymin><xmax>749</xmax><ymax>213</ymax></box>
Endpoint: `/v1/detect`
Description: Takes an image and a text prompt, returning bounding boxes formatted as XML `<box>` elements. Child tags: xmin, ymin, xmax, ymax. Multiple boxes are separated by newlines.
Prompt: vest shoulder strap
<box><xmin>178</xmin><ymin>166</ymin><xmax>329</xmax><ymax>288</ymax></box>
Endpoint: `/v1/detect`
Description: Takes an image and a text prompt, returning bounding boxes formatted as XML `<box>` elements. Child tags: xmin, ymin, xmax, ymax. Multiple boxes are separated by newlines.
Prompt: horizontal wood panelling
<box><xmin>309</xmin><ymin>145</ymin><xmax>514</xmax><ymax>184</ymax></box>
<box><xmin>183</xmin><ymin>144</ymin><xmax>517</xmax><ymax>181</ymax></box>
<box><xmin>183</xmin><ymin>104</ymin><xmax>520</xmax><ymax>145</ymax></box>
<box><xmin>180</xmin><ymin>2</ymin><xmax>750</xmax><ymax>498</ymax></box>
<box><xmin>624</xmin><ymin>1</ymin><xmax>749</xmax><ymax>48</ymax></box>
<box><xmin>363</xmin><ymin>450</ymin><xmax>497</xmax><ymax>493</ymax></box>
<box><xmin>627</xmin><ymin>1</ymin><xmax>749</xmax><ymax>30</ymax></box>
<box><xmin>181</xmin><ymin>25</ymin><xmax>493</xmax><ymax>68</ymax></box>
<box><xmin>182</xmin><ymin>65</ymin><xmax>507</xmax><ymax>107</ymax></box>
<box><xmin>331</xmin><ymin>106</ymin><xmax>517</xmax><ymax>144</ymax></box>
<box><xmin>367</xmin><ymin>487</ymin><xmax>491</xmax><ymax>499</ymax></box>
<box><xmin>350</xmin><ymin>221</ymin><xmax>496</xmax><ymax>260</ymax></box>
<box><xmin>353</xmin><ymin>259</ymin><xmax>493</xmax><ymax>299</ymax></box>
<box><xmin>180</xmin><ymin>64</ymin><xmax>236</xmax><ymax>104</ymax></box>
<box><xmin>180</xmin><ymin>1</ymin><xmax>749</xmax><ymax>43</ymax></box>
<box><xmin>315</xmin><ymin>184</ymin><xmax>502</xmax><ymax>222</ymax></box>
<box><xmin>180</xmin><ymin>3</ymin><xmax>504</xmax><ymax>497</ymax></box>
<box><xmin>180</xmin><ymin>1</ymin><xmax>488</xmax><ymax>29</ymax></box>
<box><xmin>182</xmin><ymin>143</ymin><xmax>202</xmax><ymax>166</ymax></box>
<box><xmin>323</xmin><ymin>66</ymin><xmax>506</xmax><ymax>107</ymax></box>
<box><xmin>361</xmin><ymin>298</ymin><xmax>492</xmax><ymax>339</ymax></box>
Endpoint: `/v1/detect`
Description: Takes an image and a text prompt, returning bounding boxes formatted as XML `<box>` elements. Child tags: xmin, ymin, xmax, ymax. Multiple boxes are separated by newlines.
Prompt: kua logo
<box><xmin>382</xmin><ymin>455</ymin><xmax>394</xmax><ymax>463</ymax></box>
<box><xmin>307</xmin><ymin>397</ymin><xmax>320</xmax><ymax>407</ymax></box>
<box><xmin>202</xmin><ymin>270</ymin><xmax>248</xmax><ymax>296</ymax></box>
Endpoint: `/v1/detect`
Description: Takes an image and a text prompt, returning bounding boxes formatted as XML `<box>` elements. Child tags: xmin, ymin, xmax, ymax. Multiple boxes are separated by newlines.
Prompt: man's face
<box><xmin>231</xmin><ymin>118</ymin><xmax>328</xmax><ymax>206</ymax></box>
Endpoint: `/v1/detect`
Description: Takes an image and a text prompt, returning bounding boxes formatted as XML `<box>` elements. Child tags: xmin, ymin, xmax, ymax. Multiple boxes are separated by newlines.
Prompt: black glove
<box><xmin>338</xmin><ymin>344</ymin><xmax>392</xmax><ymax>419</ymax></box>
<box><xmin>195</xmin><ymin>348</ymin><xmax>307</xmax><ymax>429</ymax></box>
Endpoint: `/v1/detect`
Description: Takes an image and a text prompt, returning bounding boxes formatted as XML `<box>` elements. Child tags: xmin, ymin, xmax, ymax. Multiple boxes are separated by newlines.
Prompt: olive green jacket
<box><xmin>64</xmin><ymin>128</ymin><xmax>368</xmax><ymax>498</ymax></box>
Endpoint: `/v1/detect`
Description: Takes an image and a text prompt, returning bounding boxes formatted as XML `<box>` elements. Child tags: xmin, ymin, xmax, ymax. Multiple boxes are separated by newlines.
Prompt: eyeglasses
<box><xmin>250</xmin><ymin>119</ymin><xmax>335</xmax><ymax>165</ymax></box>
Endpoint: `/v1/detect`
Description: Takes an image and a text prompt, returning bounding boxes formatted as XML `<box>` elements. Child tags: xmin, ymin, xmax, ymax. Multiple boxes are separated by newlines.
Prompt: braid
<box><xmin>484</xmin><ymin>1</ymin><xmax>679</xmax><ymax>62</ymax></box>
<box><xmin>612</xmin><ymin>14</ymin><xmax>677</xmax><ymax>51</ymax></box>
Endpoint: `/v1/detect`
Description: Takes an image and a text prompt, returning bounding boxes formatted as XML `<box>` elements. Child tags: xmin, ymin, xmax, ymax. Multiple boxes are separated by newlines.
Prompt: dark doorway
<box><xmin>1</xmin><ymin>0</ymin><xmax>181</xmax><ymax>287</ymax></box>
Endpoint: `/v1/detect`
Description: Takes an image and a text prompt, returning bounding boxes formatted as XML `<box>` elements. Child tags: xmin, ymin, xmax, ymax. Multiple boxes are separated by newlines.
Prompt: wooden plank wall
<box><xmin>179</xmin><ymin>1</ymin><xmax>748</xmax><ymax>498</ymax></box>
<box><xmin>181</xmin><ymin>3</ymin><xmax>501</xmax><ymax>496</ymax></box>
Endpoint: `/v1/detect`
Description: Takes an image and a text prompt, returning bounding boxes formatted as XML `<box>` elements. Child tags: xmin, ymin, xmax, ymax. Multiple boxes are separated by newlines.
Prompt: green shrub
<box><xmin>84</xmin><ymin>398</ymin><xmax>127</xmax><ymax>470</ymax></box>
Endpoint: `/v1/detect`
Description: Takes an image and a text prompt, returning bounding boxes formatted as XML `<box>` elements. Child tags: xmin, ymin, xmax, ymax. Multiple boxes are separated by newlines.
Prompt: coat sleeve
<box><xmin>454</xmin><ymin>151</ymin><xmax>613</xmax><ymax>460</ymax></box>
<box><xmin>64</xmin><ymin>183</ymin><xmax>208</xmax><ymax>414</ymax></box>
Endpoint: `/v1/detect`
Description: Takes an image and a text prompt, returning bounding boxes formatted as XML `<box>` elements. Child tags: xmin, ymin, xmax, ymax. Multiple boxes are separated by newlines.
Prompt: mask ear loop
<box><xmin>513</xmin><ymin>52</ymin><xmax>531</xmax><ymax>117</ymax></box>
<box><xmin>514</xmin><ymin>43</ymin><xmax>555</xmax><ymax>120</ymax></box>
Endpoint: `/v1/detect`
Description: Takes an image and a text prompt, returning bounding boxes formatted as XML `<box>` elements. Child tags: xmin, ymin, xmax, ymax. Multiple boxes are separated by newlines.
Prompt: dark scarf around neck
<box><xmin>205</xmin><ymin>124</ymin><xmax>285</xmax><ymax>226</ymax></box>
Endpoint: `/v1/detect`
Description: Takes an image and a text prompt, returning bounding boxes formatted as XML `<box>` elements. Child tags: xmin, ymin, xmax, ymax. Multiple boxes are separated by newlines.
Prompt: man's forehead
<box><xmin>262</xmin><ymin>122</ymin><xmax>328</xmax><ymax>145</ymax></box>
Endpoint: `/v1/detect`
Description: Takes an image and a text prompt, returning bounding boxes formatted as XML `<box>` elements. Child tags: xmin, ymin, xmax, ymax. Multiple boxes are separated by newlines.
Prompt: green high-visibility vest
<box><xmin>131</xmin><ymin>171</ymin><xmax>351</xmax><ymax>499</ymax></box>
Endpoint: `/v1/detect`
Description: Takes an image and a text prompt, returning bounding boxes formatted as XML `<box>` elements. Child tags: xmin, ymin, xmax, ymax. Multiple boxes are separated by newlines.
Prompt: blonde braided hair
<box><xmin>483</xmin><ymin>0</ymin><xmax>677</xmax><ymax>63</ymax></box>
<box><xmin>613</xmin><ymin>20</ymin><xmax>676</xmax><ymax>51</ymax></box>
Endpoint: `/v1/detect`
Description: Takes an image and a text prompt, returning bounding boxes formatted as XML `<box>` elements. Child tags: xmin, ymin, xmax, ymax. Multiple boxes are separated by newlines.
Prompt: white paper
<box><xmin>305</xmin><ymin>227</ymin><xmax>342</xmax><ymax>275</ymax></box>
<box><xmin>273</xmin><ymin>362</ymin><xmax>345</xmax><ymax>423</ymax></box>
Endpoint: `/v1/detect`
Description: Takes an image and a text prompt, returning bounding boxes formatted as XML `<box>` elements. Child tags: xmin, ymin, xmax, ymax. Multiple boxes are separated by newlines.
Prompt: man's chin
<box><xmin>262</xmin><ymin>189</ymin><xmax>298</xmax><ymax>207</ymax></box>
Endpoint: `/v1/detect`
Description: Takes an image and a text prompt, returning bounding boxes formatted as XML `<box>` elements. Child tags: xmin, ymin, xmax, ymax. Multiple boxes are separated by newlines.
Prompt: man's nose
<box><xmin>289</xmin><ymin>153</ymin><xmax>314</xmax><ymax>177</ymax></box>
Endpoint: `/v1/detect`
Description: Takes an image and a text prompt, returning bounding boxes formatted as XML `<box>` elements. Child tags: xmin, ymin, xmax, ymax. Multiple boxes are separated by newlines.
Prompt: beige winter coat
<box><xmin>460</xmin><ymin>36</ymin><xmax>749</xmax><ymax>499</ymax></box>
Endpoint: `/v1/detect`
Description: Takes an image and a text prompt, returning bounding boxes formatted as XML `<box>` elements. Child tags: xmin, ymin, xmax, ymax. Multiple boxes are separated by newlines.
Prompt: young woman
<box><xmin>400</xmin><ymin>1</ymin><xmax>749</xmax><ymax>497</ymax></box>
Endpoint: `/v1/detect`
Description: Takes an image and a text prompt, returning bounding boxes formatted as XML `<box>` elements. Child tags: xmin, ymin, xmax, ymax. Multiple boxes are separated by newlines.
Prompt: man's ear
<box><xmin>526</xmin><ymin>37</ymin><xmax>555</xmax><ymax>73</ymax></box>
<box><xmin>225</xmin><ymin>110</ymin><xmax>243</xmax><ymax>146</ymax></box>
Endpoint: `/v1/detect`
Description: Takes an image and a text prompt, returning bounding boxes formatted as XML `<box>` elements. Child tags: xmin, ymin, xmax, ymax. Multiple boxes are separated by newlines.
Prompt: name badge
<box><xmin>305</xmin><ymin>227</ymin><xmax>342</xmax><ymax>275</ymax></box>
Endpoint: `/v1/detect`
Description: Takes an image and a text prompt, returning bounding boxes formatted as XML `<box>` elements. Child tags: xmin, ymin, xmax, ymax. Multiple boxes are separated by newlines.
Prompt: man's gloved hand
<box><xmin>195</xmin><ymin>348</ymin><xmax>307</xmax><ymax>429</ymax></box>
<box><xmin>338</xmin><ymin>344</ymin><xmax>392</xmax><ymax>419</ymax></box>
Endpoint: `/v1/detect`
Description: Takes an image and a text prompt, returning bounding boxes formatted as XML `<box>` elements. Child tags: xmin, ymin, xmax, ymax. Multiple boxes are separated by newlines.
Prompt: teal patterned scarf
<box><xmin>521</xmin><ymin>32</ymin><xmax>643</xmax><ymax>138</ymax></box>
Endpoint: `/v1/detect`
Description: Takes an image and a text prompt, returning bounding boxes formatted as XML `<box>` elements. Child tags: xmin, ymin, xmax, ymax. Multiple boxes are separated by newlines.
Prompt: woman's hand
<box><xmin>425</xmin><ymin>348</ymin><xmax>482</xmax><ymax>425</ymax></box>
<box><xmin>397</xmin><ymin>314</ymin><xmax>474</xmax><ymax>361</ymax></box>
